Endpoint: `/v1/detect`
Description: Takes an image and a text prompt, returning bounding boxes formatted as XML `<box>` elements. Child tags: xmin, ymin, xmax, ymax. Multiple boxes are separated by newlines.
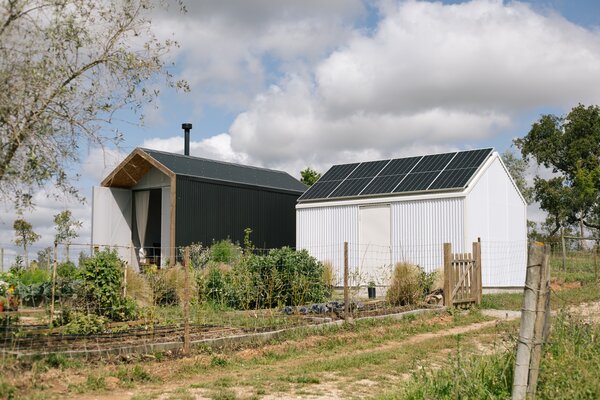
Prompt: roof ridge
<box><xmin>326</xmin><ymin>147</ymin><xmax>494</xmax><ymax>168</ymax></box>
<box><xmin>139</xmin><ymin>147</ymin><xmax>290</xmax><ymax>176</ymax></box>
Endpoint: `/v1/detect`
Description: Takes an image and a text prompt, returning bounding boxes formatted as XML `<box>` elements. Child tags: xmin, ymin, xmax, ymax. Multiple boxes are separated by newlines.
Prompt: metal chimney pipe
<box><xmin>182</xmin><ymin>123</ymin><xmax>192</xmax><ymax>156</ymax></box>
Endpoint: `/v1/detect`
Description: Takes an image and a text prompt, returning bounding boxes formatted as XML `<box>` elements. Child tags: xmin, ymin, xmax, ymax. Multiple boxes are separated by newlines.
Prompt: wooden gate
<box><xmin>443</xmin><ymin>242</ymin><xmax>482</xmax><ymax>307</ymax></box>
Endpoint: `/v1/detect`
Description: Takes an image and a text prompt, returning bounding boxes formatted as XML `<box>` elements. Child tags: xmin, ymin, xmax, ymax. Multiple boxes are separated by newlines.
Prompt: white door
<box><xmin>359</xmin><ymin>205</ymin><xmax>391</xmax><ymax>284</ymax></box>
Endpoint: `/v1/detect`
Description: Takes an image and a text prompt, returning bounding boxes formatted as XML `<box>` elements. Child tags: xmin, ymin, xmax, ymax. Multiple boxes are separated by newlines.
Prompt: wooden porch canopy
<box><xmin>101</xmin><ymin>148</ymin><xmax>175</xmax><ymax>188</ymax></box>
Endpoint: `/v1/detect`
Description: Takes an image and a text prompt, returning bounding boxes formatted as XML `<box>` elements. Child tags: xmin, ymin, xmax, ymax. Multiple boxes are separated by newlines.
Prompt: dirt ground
<box><xmin>6</xmin><ymin>301</ymin><xmax>600</xmax><ymax>400</ymax></box>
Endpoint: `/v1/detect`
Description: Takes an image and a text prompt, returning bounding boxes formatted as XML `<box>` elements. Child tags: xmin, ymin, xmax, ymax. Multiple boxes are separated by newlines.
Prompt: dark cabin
<box><xmin>92</xmin><ymin>147</ymin><xmax>306</xmax><ymax>267</ymax></box>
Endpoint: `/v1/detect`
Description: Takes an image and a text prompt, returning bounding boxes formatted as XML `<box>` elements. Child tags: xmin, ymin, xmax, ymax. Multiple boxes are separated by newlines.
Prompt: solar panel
<box><xmin>298</xmin><ymin>180</ymin><xmax>341</xmax><ymax>200</ymax></box>
<box><xmin>394</xmin><ymin>171</ymin><xmax>440</xmax><ymax>192</ymax></box>
<box><xmin>411</xmin><ymin>152</ymin><xmax>456</xmax><ymax>173</ymax></box>
<box><xmin>429</xmin><ymin>167</ymin><xmax>478</xmax><ymax>190</ymax></box>
<box><xmin>445</xmin><ymin>148</ymin><xmax>492</xmax><ymax>170</ymax></box>
<box><xmin>319</xmin><ymin>163</ymin><xmax>359</xmax><ymax>182</ymax></box>
<box><xmin>378</xmin><ymin>156</ymin><xmax>422</xmax><ymax>176</ymax></box>
<box><xmin>298</xmin><ymin>148</ymin><xmax>493</xmax><ymax>201</ymax></box>
<box><xmin>329</xmin><ymin>177</ymin><xmax>374</xmax><ymax>197</ymax></box>
<box><xmin>347</xmin><ymin>160</ymin><xmax>389</xmax><ymax>179</ymax></box>
<box><xmin>361</xmin><ymin>174</ymin><xmax>407</xmax><ymax>195</ymax></box>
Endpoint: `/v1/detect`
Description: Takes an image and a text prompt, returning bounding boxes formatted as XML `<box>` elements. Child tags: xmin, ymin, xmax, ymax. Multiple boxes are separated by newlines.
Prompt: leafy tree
<box><xmin>54</xmin><ymin>210</ymin><xmax>82</xmax><ymax>261</ymax></box>
<box><xmin>515</xmin><ymin>104</ymin><xmax>600</xmax><ymax>237</ymax></box>
<box><xmin>300</xmin><ymin>167</ymin><xmax>321</xmax><ymax>186</ymax></box>
<box><xmin>13</xmin><ymin>218</ymin><xmax>41</xmax><ymax>268</ymax></box>
<box><xmin>0</xmin><ymin>0</ymin><xmax>188</xmax><ymax>210</ymax></box>
<box><xmin>500</xmin><ymin>149</ymin><xmax>533</xmax><ymax>204</ymax></box>
<box><xmin>36</xmin><ymin>247</ymin><xmax>53</xmax><ymax>271</ymax></box>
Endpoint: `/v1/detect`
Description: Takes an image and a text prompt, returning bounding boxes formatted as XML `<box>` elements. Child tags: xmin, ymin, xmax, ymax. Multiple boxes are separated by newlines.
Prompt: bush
<box><xmin>76</xmin><ymin>249</ymin><xmax>137</xmax><ymax>321</ymax></box>
<box><xmin>18</xmin><ymin>268</ymin><xmax>50</xmax><ymax>285</ymax></box>
<box><xmin>197</xmin><ymin>247</ymin><xmax>329</xmax><ymax>309</ymax></box>
<box><xmin>63</xmin><ymin>312</ymin><xmax>107</xmax><ymax>335</ymax></box>
<box><xmin>386</xmin><ymin>262</ymin><xmax>423</xmax><ymax>306</ymax></box>
<box><xmin>210</xmin><ymin>239</ymin><xmax>241</xmax><ymax>264</ymax></box>
<box><xmin>57</xmin><ymin>261</ymin><xmax>77</xmax><ymax>278</ymax></box>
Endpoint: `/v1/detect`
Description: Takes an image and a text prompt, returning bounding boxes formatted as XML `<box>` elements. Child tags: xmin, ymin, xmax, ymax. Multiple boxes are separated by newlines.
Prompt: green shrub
<box><xmin>197</xmin><ymin>247</ymin><xmax>328</xmax><ymax>309</ymax></box>
<box><xmin>76</xmin><ymin>249</ymin><xmax>137</xmax><ymax>321</ymax></box>
<box><xmin>56</xmin><ymin>261</ymin><xmax>77</xmax><ymax>278</ymax></box>
<box><xmin>63</xmin><ymin>312</ymin><xmax>107</xmax><ymax>335</ymax></box>
<box><xmin>386</xmin><ymin>262</ymin><xmax>423</xmax><ymax>306</ymax></box>
<box><xmin>210</xmin><ymin>239</ymin><xmax>241</xmax><ymax>264</ymax></box>
<box><xmin>18</xmin><ymin>268</ymin><xmax>50</xmax><ymax>285</ymax></box>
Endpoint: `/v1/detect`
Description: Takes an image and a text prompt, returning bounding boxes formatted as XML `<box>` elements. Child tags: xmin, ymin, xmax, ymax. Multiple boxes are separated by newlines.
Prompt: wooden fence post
<box><xmin>512</xmin><ymin>242</ymin><xmax>544</xmax><ymax>400</ymax></box>
<box><xmin>474</xmin><ymin>241</ymin><xmax>482</xmax><ymax>304</ymax></box>
<box><xmin>343</xmin><ymin>242</ymin><xmax>351</xmax><ymax>322</ymax></box>
<box><xmin>561</xmin><ymin>228</ymin><xmax>567</xmax><ymax>272</ymax></box>
<box><xmin>527</xmin><ymin>244</ymin><xmax>551</xmax><ymax>397</ymax></box>
<box><xmin>183</xmin><ymin>247</ymin><xmax>191</xmax><ymax>355</ymax></box>
<box><xmin>443</xmin><ymin>243</ymin><xmax>452</xmax><ymax>307</ymax></box>
<box><xmin>50</xmin><ymin>241</ymin><xmax>58</xmax><ymax>324</ymax></box>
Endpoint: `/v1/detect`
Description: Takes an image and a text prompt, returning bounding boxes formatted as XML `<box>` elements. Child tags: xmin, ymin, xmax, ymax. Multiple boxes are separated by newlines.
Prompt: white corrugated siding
<box><xmin>391</xmin><ymin>198</ymin><xmax>465</xmax><ymax>274</ymax></box>
<box><xmin>297</xmin><ymin>198</ymin><xmax>465</xmax><ymax>286</ymax></box>
<box><xmin>465</xmin><ymin>156</ymin><xmax>527</xmax><ymax>287</ymax></box>
<box><xmin>297</xmin><ymin>205</ymin><xmax>359</xmax><ymax>286</ymax></box>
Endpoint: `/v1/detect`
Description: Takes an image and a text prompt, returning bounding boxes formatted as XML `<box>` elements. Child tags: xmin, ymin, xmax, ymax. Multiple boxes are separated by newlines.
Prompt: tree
<box><xmin>300</xmin><ymin>167</ymin><xmax>321</xmax><ymax>186</ymax></box>
<box><xmin>0</xmin><ymin>0</ymin><xmax>188</xmax><ymax>210</ymax></box>
<box><xmin>515</xmin><ymin>104</ymin><xmax>600</xmax><ymax>238</ymax></box>
<box><xmin>13</xmin><ymin>218</ymin><xmax>41</xmax><ymax>268</ymax></box>
<box><xmin>36</xmin><ymin>247</ymin><xmax>53</xmax><ymax>271</ymax></box>
<box><xmin>54</xmin><ymin>210</ymin><xmax>82</xmax><ymax>261</ymax></box>
<box><xmin>500</xmin><ymin>149</ymin><xmax>534</xmax><ymax>204</ymax></box>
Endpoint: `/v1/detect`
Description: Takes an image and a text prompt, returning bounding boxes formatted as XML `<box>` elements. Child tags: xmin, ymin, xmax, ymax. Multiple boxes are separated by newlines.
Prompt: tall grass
<box><xmin>394</xmin><ymin>312</ymin><xmax>600</xmax><ymax>399</ymax></box>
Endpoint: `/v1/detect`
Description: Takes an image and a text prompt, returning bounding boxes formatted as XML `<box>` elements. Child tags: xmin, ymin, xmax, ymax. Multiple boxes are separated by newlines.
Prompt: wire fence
<box><xmin>0</xmin><ymin>240</ymin><xmax>451</xmax><ymax>358</ymax></box>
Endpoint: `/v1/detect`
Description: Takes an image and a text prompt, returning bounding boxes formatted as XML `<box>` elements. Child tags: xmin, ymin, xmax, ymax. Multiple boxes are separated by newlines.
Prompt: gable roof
<box><xmin>101</xmin><ymin>148</ymin><xmax>307</xmax><ymax>193</ymax></box>
<box><xmin>299</xmin><ymin>148</ymin><xmax>494</xmax><ymax>202</ymax></box>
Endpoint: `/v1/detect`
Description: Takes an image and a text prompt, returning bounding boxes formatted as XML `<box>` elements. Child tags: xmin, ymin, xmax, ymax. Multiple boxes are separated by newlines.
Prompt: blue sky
<box><xmin>2</xmin><ymin>0</ymin><xmax>600</xmax><ymax>261</ymax></box>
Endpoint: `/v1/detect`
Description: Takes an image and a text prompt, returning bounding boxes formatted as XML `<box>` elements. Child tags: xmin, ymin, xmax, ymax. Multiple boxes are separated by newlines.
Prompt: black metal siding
<box><xmin>175</xmin><ymin>175</ymin><xmax>299</xmax><ymax>249</ymax></box>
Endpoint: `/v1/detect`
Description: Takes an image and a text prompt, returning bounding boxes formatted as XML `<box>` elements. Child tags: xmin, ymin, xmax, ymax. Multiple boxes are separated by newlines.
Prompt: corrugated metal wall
<box><xmin>296</xmin><ymin>205</ymin><xmax>360</xmax><ymax>285</ymax></box>
<box><xmin>465</xmin><ymin>156</ymin><xmax>527</xmax><ymax>287</ymax></box>
<box><xmin>176</xmin><ymin>175</ymin><xmax>299</xmax><ymax>249</ymax></box>
<box><xmin>297</xmin><ymin>197</ymin><xmax>465</xmax><ymax>286</ymax></box>
<box><xmin>391</xmin><ymin>198</ymin><xmax>465</xmax><ymax>274</ymax></box>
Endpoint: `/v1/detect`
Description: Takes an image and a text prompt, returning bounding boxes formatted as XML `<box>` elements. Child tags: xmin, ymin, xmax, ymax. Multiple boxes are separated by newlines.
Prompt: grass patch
<box><xmin>482</xmin><ymin>282</ymin><xmax>600</xmax><ymax>311</ymax></box>
<box><xmin>113</xmin><ymin>365</ymin><xmax>157</xmax><ymax>387</ymax></box>
<box><xmin>389</xmin><ymin>312</ymin><xmax>600</xmax><ymax>399</ymax></box>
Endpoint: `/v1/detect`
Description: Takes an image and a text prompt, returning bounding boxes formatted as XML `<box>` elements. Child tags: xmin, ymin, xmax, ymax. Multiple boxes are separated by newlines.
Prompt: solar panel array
<box><xmin>299</xmin><ymin>148</ymin><xmax>493</xmax><ymax>201</ymax></box>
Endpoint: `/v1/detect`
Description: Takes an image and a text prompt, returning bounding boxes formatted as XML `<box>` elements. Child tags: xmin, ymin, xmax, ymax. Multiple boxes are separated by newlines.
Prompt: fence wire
<box><xmin>0</xmin><ymin>239</ymin><xmax>527</xmax><ymax>358</ymax></box>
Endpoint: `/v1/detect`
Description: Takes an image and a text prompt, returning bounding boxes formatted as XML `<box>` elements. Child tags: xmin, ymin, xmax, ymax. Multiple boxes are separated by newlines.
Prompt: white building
<box><xmin>296</xmin><ymin>148</ymin><xmax>527</xmax><ymax>289</ymax></box>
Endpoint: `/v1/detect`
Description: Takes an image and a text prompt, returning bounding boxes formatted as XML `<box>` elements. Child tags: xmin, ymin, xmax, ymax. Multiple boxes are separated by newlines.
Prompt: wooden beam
<box><xmin>169</xmin><ymin>175</ymin><xmax>177</xmax><ymax>266</ymax></box>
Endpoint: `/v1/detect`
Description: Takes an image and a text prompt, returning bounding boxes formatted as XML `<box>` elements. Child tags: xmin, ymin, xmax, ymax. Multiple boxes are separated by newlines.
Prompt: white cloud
<box><xmin>223</xmin><ymin>0</ymin><xmax>600</xmax><ymax>173</ymax></box>
<box><xmin>152</xmin><ymin>0</ymin><xmax>365</xmax><ymax>111</ymax></box>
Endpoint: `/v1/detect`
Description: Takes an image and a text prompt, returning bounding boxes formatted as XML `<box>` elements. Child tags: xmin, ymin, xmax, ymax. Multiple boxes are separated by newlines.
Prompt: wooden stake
<box><xmin>50</xmin><ymin>242</ymin><xmax>58</xmax><ymax>324</ymax></box>
<box><xmin>561</xmin><ymin>228</ymin><xmax>567</xmax><ymax>272</ymax></box>
<box><xmin>344</xmin><ymin>242</ymin><xmax>350</xmax><ymax>322</ymax></box>
<box><xmin>443</xmin><ymin>243</ymin><xmax>452</xmax><ymax>307</ymax></box>
<box><xmin>527</xmin><ymin>244</ymin><xmax>551</xmax><ymax>397</ymax></box>
<box><xmin>512</xmin><ymin>242</ymin><xmax>544</xmax><ymax>400</ymax></box>
<box><xmin>183</xmin><ymin>247</ymin><xmax>191</xmax><ymax>355</ymax></box>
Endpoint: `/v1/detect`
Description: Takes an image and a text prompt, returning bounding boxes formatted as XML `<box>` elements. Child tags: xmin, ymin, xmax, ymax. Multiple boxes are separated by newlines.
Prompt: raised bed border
<box><xmin>1</xmin><ymin>306</ymin><xmax>446</xmax><ymax>360</ymax></box>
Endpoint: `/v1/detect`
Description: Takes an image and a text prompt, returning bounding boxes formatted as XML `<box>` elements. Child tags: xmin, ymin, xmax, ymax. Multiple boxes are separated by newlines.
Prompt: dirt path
<box><xmin>69</xmin><ymin>315</ymin><xmax>516</xmax><ymax>400</ymax></box>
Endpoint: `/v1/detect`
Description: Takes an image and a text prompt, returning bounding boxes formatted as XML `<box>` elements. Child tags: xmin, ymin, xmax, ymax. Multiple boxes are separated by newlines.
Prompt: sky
<box><xmin>2</xmin><ymin>0</ymin><xmax>600</xmax><ymax>265</ymax></box>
